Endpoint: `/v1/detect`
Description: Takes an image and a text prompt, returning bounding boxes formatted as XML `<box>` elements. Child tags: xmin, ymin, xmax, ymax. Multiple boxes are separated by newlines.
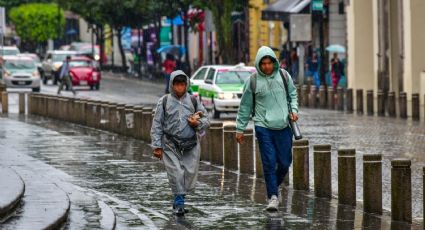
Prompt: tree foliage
<box><xmin>9</xmin><ymin>3</ymin><xmax>65</xmax><ymax>43</ymax></box>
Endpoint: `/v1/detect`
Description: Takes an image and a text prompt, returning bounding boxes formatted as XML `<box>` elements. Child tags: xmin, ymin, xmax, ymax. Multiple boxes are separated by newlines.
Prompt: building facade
<box><xmin>347</xmin><ymin>0</ymin><xmax>425</xmax><ymax>114</ymax></box>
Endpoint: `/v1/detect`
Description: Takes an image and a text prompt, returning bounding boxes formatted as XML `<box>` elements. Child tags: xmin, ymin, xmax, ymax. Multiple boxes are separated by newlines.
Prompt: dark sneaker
<box><xmin>174</xmin><ymin>206</ymin><xmax>185</xmax><ymax>216</ymax></box>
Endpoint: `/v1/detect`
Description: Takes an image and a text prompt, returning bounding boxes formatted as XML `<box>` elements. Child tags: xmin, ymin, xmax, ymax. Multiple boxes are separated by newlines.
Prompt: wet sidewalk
<box><xmin>0</xmin><ymin>112</ymin><xmax>423</xmax><ymax>229</ymax></box>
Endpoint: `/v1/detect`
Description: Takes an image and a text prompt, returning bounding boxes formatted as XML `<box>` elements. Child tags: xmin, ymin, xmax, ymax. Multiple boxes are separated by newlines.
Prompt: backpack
<box><xmin>250</xmin><ymin>69</ymin><xmax>291</xmax><ymax>117</ymax></box>
<box><xmin>162</xmin><ymin>94</ymin><xmax>198</xmax><ymax>116</ymax></box>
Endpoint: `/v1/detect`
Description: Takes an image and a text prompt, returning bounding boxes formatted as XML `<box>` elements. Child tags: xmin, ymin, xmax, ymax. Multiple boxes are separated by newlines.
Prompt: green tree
<box><xmin>9</xmin><ymin>3</ymin><xmax>64</xmax><ymax>47</ymax></box>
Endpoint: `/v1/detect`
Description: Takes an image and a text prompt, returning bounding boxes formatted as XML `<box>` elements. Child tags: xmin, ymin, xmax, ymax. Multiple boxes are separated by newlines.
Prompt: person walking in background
<box><xmin>306</xmin><ymin>53</ymin><xmax>320</xmax><ymax>87</ymax></box>
<box><xmin>150</xmin><ymin>70</ymin><xmax>210</xmax><ymax>216</ymax></box>
<box><xmin>235</xmin><ymin>46</ymin><xmax>299</xmax><ymax>211</ymax></box>
<box><xmin>57</xmin><ymin>55</ymin><xmax>76</xmax><ymax>96</ymax></box>
<box><xmin>331</xmin><ymin>53</ymin><xmax>342</xmax><ymax>90</ymax></box>
<box><xmin>162</xmin><ymin>53</ymin><xmax>177</xmax><ymax>94</ymax></box>
<box><xmin>290</xmin><ymin>49</ymin><xmax>299</xmax><ymax>83</ymax></box>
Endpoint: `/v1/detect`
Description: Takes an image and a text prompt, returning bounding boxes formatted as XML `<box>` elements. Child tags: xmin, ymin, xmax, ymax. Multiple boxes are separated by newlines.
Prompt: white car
<box><xmin>197</xmin><ymin>63</ymin><xmax>256</xmax><ymax>118</ymax></box>
<box><xmin>1</xmin><ymin>56</ymin><xmax>41</xmax><ymax>92</ymax></box>
<box><xmin>41</xmin><ymin>50</ymin><xmax>77</xmax><ymax>85</ymax></box>
<box><xmin>0</xmin><ymin>46</ymin><xmax>20</xmax><ymax>57</ymax></box>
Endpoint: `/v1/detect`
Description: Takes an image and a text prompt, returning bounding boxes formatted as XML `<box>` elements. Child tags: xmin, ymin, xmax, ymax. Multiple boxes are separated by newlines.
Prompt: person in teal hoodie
<box><xmin>235</xmin><ymin>46</ymin><xmax>299</xmax><ymax>211</ymax></box>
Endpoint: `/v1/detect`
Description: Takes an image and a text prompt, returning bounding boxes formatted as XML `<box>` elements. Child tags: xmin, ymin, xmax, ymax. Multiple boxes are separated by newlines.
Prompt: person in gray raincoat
<box><xmin>150</xmin><ymin>70</ymin><xmax>210</xmax><ymax>216</ymax></box>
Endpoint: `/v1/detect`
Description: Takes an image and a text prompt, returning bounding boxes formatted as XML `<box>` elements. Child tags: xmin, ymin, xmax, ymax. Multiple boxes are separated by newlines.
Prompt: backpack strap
<box><xmin>279</xmin><ymin>69</ymin><xmax>293</xmax><ymax>113</ymax></box>
<box><xmin>250</xmin><ymin>73</ymin><xmax>257</xmax><ymax>117</ymax></box>
<box><xmin>162</xmin><ymin>93</ymin><xmax>197</xmax><ymax>117</ymax></box>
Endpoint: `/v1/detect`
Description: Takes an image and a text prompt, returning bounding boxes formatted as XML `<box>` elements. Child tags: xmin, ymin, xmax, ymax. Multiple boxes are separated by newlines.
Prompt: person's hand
<box><xmin>153</xmin><ymin>148</ymin><xmax>163</xmax><ymax>160</ymax></box>
<box><xmin>188</xmin><ymin>115</ymin><xmax>200</xmax><ymax>127</ymax></box>
<box><xmin>289</xmin><ymin>112</ymin><xmax>299</xmax><ymax>122</ymax></box>
<box><xmin>235</xmin><ymin>132</ymin><xmax>244</xmax><ymax>144</ymax></box>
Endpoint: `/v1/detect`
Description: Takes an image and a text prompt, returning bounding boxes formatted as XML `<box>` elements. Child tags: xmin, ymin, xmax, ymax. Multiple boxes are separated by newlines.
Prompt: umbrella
<box><xmin>326</xmin><ymin>44</ymin><xmax>346</xmax><ymax>53</ymax></box>
<box><xmin>156</xmin><ymin>45</ymin><xmax>186</xmax><ymax>57</ymax></box>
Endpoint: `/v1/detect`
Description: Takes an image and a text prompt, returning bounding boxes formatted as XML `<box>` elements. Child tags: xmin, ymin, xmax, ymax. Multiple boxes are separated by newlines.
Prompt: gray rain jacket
<box><xmin>150</xmin><ymin>70</ymin><xmax>209</xmax><ymax>149</ymax></box>
<box><xmin>150</xmin><ymin>70</ymin><xmax>210</xmax><ymax>194</ymax></box>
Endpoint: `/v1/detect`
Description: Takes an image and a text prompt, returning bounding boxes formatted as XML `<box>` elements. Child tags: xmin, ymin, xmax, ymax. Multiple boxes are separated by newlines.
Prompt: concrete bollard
<box><xmin>296</xmin><ymin>85</ymin><xmax>301</xmax><ymax>105</ymax></box>
<box><xmin>80</xmin><ymin>100</ymin><xmax>88</xmax><ymax>126</ymax></box>
<box><xmin>363</xmin><ymin>154</ymin><xmax>382</xmax><ymax>214</ymax></box>
<box><xmin>338</xmin><ymin>149</ymin><xmax>356</xmax><ymax>206</ymax></box>
<box><xmin>314</xmin><ymin>144</ymin><xmax>332</xmax><ymax>198</ymax></box>
<box><xmin>209</xmin><ymin>121</ymin><xmax>223</xmax><ymax>165</ymax></box>
<box><xmin>255</xmin><ymin>138</ymin><xmax>263</xmax><ymax>178</ymax></box>
<box><xmin>117</xmin><ymin>104</ymin><xmax>126</xmax><ymax>135</ymax></box>
<box><xmin>200</xmin><ymin>124</ymin><xmax>210</xmax><ymax>162</ymax></box>
<box><xmin>93</xmin><ymin>102</ymin><xmax>102</xmax><ymax>129</ymax></box>
<box><xmin>239</xmin><ymin>128</ymin><xmax>254</xmax><ymax>174</ymax></box>
<box><xmin>223</xmin><ymin>124</ymin><xmax>238</xmax><ymax>171</ymax></box>
<box><xmin>336</xmin><ymin>87</ymin><xmax>344</xmax><ymax>111</ymax></box>
<box><xmin>108</xmin><ymin>104</ymin><xmax>118</xmax><ymax>132</ymax></box>
<box><xmin>367</xmin><ymin>90</ymin><xmax>374</xmax><ymax>116</ymax></box>
<box><xmin>399</xmin><ymin>92</ymin><xmax>407</xmax><ymax>119</ymax></box>
<box><xmin>1</xmin><ymin>92</ymin><xmax>8</xmax><ymax>113</ymax></box>
<box><xmin>309</xmin><ymin>85</ymin><xmax>317</xmax><ymax>108</ymax></box>
<box><xmin>141</xmin><ymin>107</ymin><xmax>153</xmax><ymax>142</ymax></box>
<box><xmin>327</xmin><ymin>87</ymin><xmax>335</xmax><ymax>110</ymax></box>
<box><xmin>301</xmin><ymin>85</ymin><xmax>309</xmax><ymax>107</ymax></box>
<box><xmin>391</xmin><ymin>159</ymin><xmax>412</xmax><ymax>223</ymax></box>
<box><xmin>124</xmin><ymin>106</ymin><xmax>134</xmax><ymax>136</ymax></box>
<box><xmin>411</xmin><ymin>93</ymin><xmax>420</xmax><ymax>121</ymax></box>
<box><xmin>356</xmin><ymin>89</ymin><xmax>364</xmax><ymax>114</ymax></box>
<box><xmin>377</xmin><ymin>90</ymin><xmax>385</xmax><ymax>116</ymax></box>
<box><xmin>292</xmin><ymin>139</ymin><xmax>309</xmax><ymax>191</ymax></box>
<box><xmin>388</xmin><ymin>92</ymin><xmax>396</xmax><ymax>117</ymax></box>
<box><xmin>346</xmin><ymin>88</ymin><xmax>353</xmax><ymax>113</ymax></box>
<box><xmin>132</xmin><ymin>106</ymin><xmax>143</xmax><ymax>139</ymax></box>
<box><xmin>19</xmin><ymin>93</ymin><xmax>25</xmax><ymax>114</ymax></box>
<box><xmin>319</xmin><ymin>85</ymin><xmax>327</xmax><ymax>109</ymax></box>
<box><xmin>423</xmin><ymin>167</ymin><xmax>425</xmax><ymax>223</ymax></box>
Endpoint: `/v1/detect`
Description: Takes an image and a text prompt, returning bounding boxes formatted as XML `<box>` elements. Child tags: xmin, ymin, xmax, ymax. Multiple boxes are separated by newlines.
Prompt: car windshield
<box><xmin>215</xmin><ymin>71</ymin><xmax>252</xmax><ymax>84</ymax></box>
<box><xmin>69</xmin><ymin>60</ymin><xmax>92</xmax><ymax>68</ymax></box>
<box><xmin>1</xmin><ymin>49</ymin><xmax>19</xmax><ymax>56</ymax></box>
<box><xmin>52</xmin><ymin>54</ymin><xmax>70</xmax><ymax>62</ymax></box>
<box><xmin>80</xmin><ymin>47</ymin><xmax>99</xmax><ymax>55</ymax></box>
<box><xmin>5</xmin><ymin>60</ymin><xmax>36</xmax><ymax>69</ymax></box>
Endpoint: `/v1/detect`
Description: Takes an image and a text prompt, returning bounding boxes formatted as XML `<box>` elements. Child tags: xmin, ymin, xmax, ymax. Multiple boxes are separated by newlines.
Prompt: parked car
<box><xmin>190</xmin><ymin>64</ymin><xmax>233</xmax><ymax>97</ymax></box>
<box><xmin>41</xmin><ymin>50</ymin><xmax>77</xmax><ymax>85</ymax></box>
<box><xmin>198</xmin><ymin>63</ymin><xmax>256</xmax><ymax>118</ymax></box>
<box><xmin>68</xmin><ymin>56</ymin><xmax>101</xmax><ymax>90</ymax></box>
<box><xmin>0</xmin><ymin>46</ymin><xmax>20</xmax><ymax>57</ymax></box>
<box><xmin>1</xmin><ymin>56</ymin><xmax>40</xmax><ymax>92</ymax></box>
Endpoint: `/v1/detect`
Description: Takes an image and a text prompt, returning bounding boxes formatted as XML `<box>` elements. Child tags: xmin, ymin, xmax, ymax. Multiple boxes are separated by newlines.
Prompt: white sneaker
<box><xmin>265</xmin><ymin>195</ymin><xmax>279</xmax><ymax>211</ymax></box>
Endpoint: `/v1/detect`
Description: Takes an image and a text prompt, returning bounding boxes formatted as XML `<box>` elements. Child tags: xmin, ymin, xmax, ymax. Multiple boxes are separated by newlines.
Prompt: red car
<box><xmin>68</xmin><ymin>56</ymin><xmax>101</xmax><ymax>90</ymax></box>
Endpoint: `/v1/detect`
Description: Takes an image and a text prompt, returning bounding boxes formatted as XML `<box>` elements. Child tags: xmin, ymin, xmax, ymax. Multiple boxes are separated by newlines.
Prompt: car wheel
<box><xmin>95</xmin><ymin>83</ymin><xmax>100</xmax><ymax>90</ymax></box>
<box><xmin>32</xmin><ymin>87</ymin><xmax>40</xmax><ymax>92</ymax></box>
<box><xmin>42</xmin><ymin>77</ymin><xmax>47</xmax><ymax>85</ymax></box>
<box><xmin>90</xmin><ymin>85</ymin><xmax>94</xmax><ymax>90</ymax></box>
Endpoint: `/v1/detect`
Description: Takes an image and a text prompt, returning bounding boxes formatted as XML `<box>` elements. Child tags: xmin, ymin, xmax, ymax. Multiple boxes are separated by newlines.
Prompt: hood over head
<box><xmin>254</xmin><ymin>46</ymin><xmax>280</xmax><ymax>77</ymax></box>
<box><xmin>169</xmin><ymin>70</ymin><xmax>190</xmax><ymax>95</ymax></box>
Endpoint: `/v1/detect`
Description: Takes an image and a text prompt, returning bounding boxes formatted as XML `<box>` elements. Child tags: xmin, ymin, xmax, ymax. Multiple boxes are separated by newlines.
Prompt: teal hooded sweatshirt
<box><xmin>236</xmin><ymin>46</ymin><xmax>298</xmax><ymax>133</ymax></box>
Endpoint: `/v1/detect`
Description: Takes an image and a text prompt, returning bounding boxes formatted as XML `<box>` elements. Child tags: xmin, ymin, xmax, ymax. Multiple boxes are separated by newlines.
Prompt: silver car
<box><xmin>1</xmin><ymin>56</ymin><xmax>41</xmax><ymax>92</ymax></box>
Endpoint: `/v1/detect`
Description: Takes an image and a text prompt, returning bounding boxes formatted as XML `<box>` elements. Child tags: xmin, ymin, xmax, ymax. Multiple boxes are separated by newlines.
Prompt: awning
<box><xmin>261</xmin><ymin>0</ymin><xmax>311</xmax><ymax>21</ymax></box>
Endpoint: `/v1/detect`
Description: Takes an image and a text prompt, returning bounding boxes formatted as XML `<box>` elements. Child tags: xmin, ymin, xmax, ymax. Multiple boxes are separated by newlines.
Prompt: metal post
<box><xmin>327</xmin><ymin>87</ymin><xmax>334</xmax><ymax>110</ymax></box>
<box><xmin>367</xmin><ymin>90</ymin><xmax>374</xmax><ymax>116</ymax></box>
<box><xmin>377</xmin><ymin>90</ymin><xmax>385</xmax><ymax>116</ymax></box>
<box><xmin>356</xmin><ymin>89</ymin><xmax>364</xmax><ymax>114</ymax></box>
<box><xmin>19</xmin><ymin>93</ymin><xmax>25</xmax><ymax>114</ymax></box>
<box><xmin>399</xmin><ymin>92</ymin><xmax>407</xmax><ymax>119</ymax></box>
<box><xmin>388</xmin><ymin>91</ymin><xmax>396</xmax><ymax>117</ymax></box>
<box><xmin>411</xmin><ymin>93</ymin><xmax>419</xmax><ymax>120</ymax></box>
<box><xmin>346</xmin><ymin>88</ymin><xmax>353</xmax><ymax>113</ymax></box>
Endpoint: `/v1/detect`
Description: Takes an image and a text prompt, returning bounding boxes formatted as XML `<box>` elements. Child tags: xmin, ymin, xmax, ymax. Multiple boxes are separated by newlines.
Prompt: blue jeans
<box><xmin>255</xmin><ymin>126</ymin><xmax>293</xmax><ymax>199</ymax></box>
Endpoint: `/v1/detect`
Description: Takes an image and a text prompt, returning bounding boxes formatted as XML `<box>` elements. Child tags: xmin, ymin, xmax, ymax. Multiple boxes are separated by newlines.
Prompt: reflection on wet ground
<box><xmin>0</xmin><ymin>113</ymin><xmax>423</xmax><ymax>229</ymax></box>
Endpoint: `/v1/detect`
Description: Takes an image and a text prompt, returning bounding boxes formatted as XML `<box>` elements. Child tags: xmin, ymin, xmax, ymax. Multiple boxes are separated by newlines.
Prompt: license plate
<box><xmin>92</xmin><ymin>75</ymin><xmax>98</xmax><ymax>81</ymax></box>
<box><xmin>18</xmin><ymin>81</ymin><xmax>26</xmax><ymax>85</ymax></box>
<box><xmin>80</xmin><ymin>80</ymin><xmax>88</xmax><ymax>85</ymax></box>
